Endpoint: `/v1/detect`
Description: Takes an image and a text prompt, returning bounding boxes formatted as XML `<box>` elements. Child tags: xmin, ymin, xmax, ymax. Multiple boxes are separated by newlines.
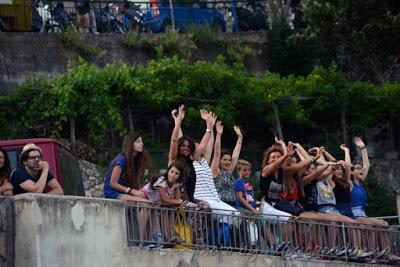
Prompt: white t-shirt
<box><xmin>142</xmin><ymin>176</ymin><xmax>179</xmax><ymax>202</ymax></box>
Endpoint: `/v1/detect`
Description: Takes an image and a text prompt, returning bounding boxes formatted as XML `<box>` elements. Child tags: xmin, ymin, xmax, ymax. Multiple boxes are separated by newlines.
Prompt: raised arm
<box><xmin>302</xmin><ymin>162</ymin><xmax>332</xmax><ymax>185</ymax></box>
<box><xmin>19</xmin><ymin>161</ymin><xmax>49</xmax><ymax>193</ymax></box>
<box><xmin>340</xmin><ymin>144</ymin><xmax>352</xmax><ymax>165</ymax></box>
<box><xmin>261</xmin><ymin>139</ymin><xmax>290</xmax><ymax>177</ymax></box>
<box><xmin>168</xmin><ymin>105</ymin><xmax>185</xmax><ymax>165</ymax></box>
<box><xmin>354</xmin><ymin>137</ymin><xmax>370</xmax><ymax>181</ymax></box>
<box><xmin>283</xmin><ymin>142</ymin><xmax>312</xmax><ymax>176</ymax></box>
<box><xmin>339</xmin><ymin>160</ymin><xmax>352</xmax><ymax>189</ymax></box>
<box><xmin>295</xmin><ymin>142</ymin><xmax>313</xmax><ymax>160</ymax></box>
<box><xmin>158</xmin><ymin>186</ymin><xmax>183</xmax><ymax>206</ymax></box>
<box><xmin>211</xmin><ymin>121</ymin><xmax>223</xmax><ymax>177</ymax></box>
<box><xmin>229</xmin><ymin>126</ymin><xmax>243</xmax><ymax>173</ymax></box>
<box><xmin>193</xmin><ymin>110</ymin><xmax>216</xmax><ymax>161</ymax></box>
<box><xmin>323</xmin><ymin>149</ymin><xmax>336</xmax><ymax>162</ymax></box>
<box><xmin>203</xmin><ymin>130</ymin><xmax>214</xmax><ymax>164</ymax></box>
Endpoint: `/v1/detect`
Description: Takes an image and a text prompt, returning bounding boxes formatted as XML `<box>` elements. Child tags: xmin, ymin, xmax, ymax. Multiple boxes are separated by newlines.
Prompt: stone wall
<box><xmin>78</xmin><ymin>159</ymin><xmax>105</xmax><ymax>198</ymax></box>
<box><xmin>0</xmin><ymin>32</ymin><xmax>268</xmax><ymax>94</ymax></box>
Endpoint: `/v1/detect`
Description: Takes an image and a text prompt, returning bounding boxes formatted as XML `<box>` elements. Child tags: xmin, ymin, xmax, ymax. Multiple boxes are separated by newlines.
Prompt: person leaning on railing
<box><xmin>341</xmin><ymin>138</ymin><xmax>390</xmax><ymax>254</ymax></box>
<box><xmin>140</xmin><ymin>160</ymin><xmax>187</xmax><ymax>245</ymax></box>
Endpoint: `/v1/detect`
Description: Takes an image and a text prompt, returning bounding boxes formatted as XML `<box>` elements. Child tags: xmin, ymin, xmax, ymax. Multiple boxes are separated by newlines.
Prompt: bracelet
<box><xmin>360</xmin><ymin>146</ymin><xmax>366</xmax><ymax>150</ymax></box>
<box><xmin>125</xmin><ymin>187</ymin><xmax>131</xmax><ymax>194</ymax></box>
<box><xmin>205</xmin><ymin>128</ymin><xmax>211</xmax><ymax>133</ymax></box>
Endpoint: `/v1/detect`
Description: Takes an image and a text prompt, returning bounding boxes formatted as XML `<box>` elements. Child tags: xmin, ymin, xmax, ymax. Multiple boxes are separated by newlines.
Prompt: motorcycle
<box><xmin>98</xmin><ymin>3</ymin><xmax>125</xmax><ymax>33</ymax></box>
<box><xmin>32</xmin><ymin>1</ymin><xmax>62</xmax><ymax>33</ymax></box>
<box><xmin>52</xmin><ymin>2</ymin><xmax>78</xmax><ymax>32</ymax></box>
<box><xmin>123</xmin><ymin>3</ymin><xmax>147</xmax><ymax>33</ymax></box>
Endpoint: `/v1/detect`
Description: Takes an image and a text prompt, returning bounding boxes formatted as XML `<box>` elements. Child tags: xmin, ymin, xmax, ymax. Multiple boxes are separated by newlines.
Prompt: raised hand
<box><xmin>200</xmin><ymin>109</ymin><xmax>208</xmax><ymax>121</ymax></box>
<box><xmin>172</xmin><ymin>105</ymin><xmax>185</xmax><ymax>124</ymax></box>
<box><xmin>340</xmin><ymin>144</ymin><xmax>349</xmax><ymax>151</ymax></box>
<box><xmin>354</xmin><ymin>137</ymin><xmax>365</xmax><ymax>148</ymax></box>
<box><xmin>206</xmin><ymin>111</ymin><xmax>217</xmax><ymax>129</ymax></box>
<box><xmin>233</xmin><ymin>125</ymin><xmax>242</xmax><ymax>138</ymax></box>
<box><xmin>216</xmin><ymin>121</ymin><xmax>224</xmax><ymax>135</ymax></box>
<box><xmin>287</xmin><ymin>142</ymin><xmax>295</xmax><ymax>156</ymax></box>
<box><xmin>308</xmin><ymin>147</ymin><xmax>318</xmax><ymax>156</ymax></box>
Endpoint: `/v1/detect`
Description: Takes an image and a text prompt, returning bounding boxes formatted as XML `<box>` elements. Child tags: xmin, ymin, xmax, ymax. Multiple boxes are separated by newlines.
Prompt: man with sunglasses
<box><xmin>11</xmin><ymin>143</ymin><xmax>63</xmax><ymax>195</ymax></box>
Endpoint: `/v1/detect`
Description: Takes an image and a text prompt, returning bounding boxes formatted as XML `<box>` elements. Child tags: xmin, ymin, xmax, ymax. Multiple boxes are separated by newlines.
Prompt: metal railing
<box><xmin>0</xmin><ymin>0</ymin><xmax>304</xmax><ymax>33</ymax></box>
<box><xmin>125</xmin><ymin>202</ymin><xmax>400</xmax><ymax>264</ymax></box>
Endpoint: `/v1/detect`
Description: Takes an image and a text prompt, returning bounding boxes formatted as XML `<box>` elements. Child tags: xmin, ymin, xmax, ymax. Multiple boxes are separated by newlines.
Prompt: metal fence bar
<box><xmin>125</xmin><ymin>202</ymin><xmax>400</xmax><ymax>263</ymax></box>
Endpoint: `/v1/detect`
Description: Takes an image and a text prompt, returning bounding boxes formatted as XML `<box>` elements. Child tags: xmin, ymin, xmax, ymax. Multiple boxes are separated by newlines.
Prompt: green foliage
<box><xmin>58</xmin><ymin>29</ymin><xmax>104</xmax><ymax>58</ymax></box>
<box><xmin>299</xmin><ymin>0</ymin><xmax>400</xmax><ymax>82</ymax></box>
<box><xmin>1</xmin><ymin>57</ymin><xmax>400</xmax><ymax>157</ymax></box>
<box><xmin>121</xmin><ymin>32</ymin><xmax>153</xmax><ymax>49</ymax></box>
<box><xmin>266</xmin><ymin>22</ymin><xmax>314</xmax><ymax>76</ymax></box>
<box><xmin>365</xmin><ymin>172</ymin><xmax>397</xmax><ymax>218</ymax></box>
<box><xmin>225</xmin><ymin>40</ymin><xmax>259</xmax><ymax>70</ymax></box>
<box><xmin>186</xmin><ymin>24</ymin><xmax>222</xmax><ymax>45</ymax></box>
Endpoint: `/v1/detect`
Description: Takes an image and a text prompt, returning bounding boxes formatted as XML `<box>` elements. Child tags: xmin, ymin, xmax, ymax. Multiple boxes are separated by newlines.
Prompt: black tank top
<box><xmin>333</xmin><ymin>182</ymin><xmax>351</xmax><ymax>204</ymax></box>
<box><xmin>259</xmin><ymin>168</ymin><xmax>283</xmax><ymax>203</ymax></box>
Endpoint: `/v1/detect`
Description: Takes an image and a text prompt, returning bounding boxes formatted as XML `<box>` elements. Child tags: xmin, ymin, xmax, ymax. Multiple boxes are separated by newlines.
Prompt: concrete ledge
<box><xmin>6</xmin><ymin>194</ymin><xmax>387</xmax><ymax>267</ymax></box>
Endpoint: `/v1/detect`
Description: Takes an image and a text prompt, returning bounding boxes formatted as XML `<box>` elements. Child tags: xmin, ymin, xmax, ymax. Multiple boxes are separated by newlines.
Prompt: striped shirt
<box><xmin>193</xmin><ymin>158</ymin><xmax>219</xmax><ymax>200</ymax></box>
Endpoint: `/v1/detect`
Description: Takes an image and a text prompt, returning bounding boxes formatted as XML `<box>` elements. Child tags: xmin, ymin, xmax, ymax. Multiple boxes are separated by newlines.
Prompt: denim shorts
<box><xmin>352</xmin><ymin>206</ymin><xmax>367</xmax><ymax>218</ymax></box>
<box><xmin>336</xmin><ymin>203</ymin><xmax>355</xmax><ymax>219</ymax></box>
<box><xmin>319</xmin><ymin>205</ymin><xmax>341</xmax><ymax>215</ymax></box>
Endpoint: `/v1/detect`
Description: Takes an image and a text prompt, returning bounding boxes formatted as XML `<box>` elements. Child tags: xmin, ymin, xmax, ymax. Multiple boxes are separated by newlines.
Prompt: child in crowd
<box><xmin>233</xmin><ymin>159</ymin><xmax>257</xmax><ymax>213</ymax></box>
<box><xmin>141</xmin><ymin>161</ymin><xmax>186</xmax><ymax>244</ymax></box>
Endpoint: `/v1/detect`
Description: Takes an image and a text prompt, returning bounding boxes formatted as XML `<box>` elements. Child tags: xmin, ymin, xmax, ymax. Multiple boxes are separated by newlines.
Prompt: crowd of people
<box><xmin>0</xmin><ymin>105</ymin><xmax>394</xmax><ymax>258</ymax></box>
<box><xmin>102</xmin><ymin>105</ymin><xmax>392</xmax><ymax>257</ymax></box>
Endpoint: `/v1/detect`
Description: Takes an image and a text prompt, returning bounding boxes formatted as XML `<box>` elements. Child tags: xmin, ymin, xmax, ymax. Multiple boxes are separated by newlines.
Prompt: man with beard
<box><xmin>11</xmin><ymin>144</ymin><xmax>63</xmax><ymax>195</ymax></box>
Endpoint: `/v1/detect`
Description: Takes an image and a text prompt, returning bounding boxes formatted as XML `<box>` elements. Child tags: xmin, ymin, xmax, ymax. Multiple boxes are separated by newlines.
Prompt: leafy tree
<box><xmin>299</xmin><ymin>0</ymin><xmax>400</xmax><ymax>83</ymax></box>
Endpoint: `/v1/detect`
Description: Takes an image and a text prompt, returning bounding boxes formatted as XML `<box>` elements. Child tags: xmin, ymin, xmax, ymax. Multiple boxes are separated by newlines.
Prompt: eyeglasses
<box><xmin>28</xmin><ymin>155</ymin><xmax>41</xmax><ymax>161</ymax></box>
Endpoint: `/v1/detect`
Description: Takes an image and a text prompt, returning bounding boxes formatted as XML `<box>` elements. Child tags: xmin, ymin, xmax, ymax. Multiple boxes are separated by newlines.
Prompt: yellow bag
<box><xmin>174</xmin><ymin>211</ymin><xmax>192</xmax><ymax>250</ymax></box>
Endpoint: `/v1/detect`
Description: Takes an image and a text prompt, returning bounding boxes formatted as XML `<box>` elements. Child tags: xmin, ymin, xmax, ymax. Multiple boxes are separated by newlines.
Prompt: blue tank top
<box><xmin>351</xmin><ymin>182</ymin><xmax>367</xmax><ymax>208</ymax></box>
<box><xmin>104</xmin><ymin>154</ymin><xmax>128</xmax><ymax>199</ymax></box>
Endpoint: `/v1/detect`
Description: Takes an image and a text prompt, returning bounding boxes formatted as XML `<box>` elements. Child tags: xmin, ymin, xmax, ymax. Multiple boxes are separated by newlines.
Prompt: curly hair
<box><xmin>262</xmin><ymin>144</ymin><xmax>283</xmax><ymax>167</ymax></box>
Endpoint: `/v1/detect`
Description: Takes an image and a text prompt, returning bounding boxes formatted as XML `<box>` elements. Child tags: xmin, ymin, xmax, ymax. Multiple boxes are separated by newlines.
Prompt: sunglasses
<box><xmin>28</xmin><ymin>155</ymin><xmax>41</xmax><ymax>161</ymax></box>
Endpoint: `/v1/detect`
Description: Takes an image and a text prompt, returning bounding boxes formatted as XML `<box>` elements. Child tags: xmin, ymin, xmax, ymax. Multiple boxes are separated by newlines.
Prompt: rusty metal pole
<box><xmin>396</xmin><ymin>189</ymin><xmax>400</xmax><ymax>225</ymax></box>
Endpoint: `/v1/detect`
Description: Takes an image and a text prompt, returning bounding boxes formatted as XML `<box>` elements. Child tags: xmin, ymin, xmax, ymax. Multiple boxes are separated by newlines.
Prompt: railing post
<box><xmin>231</xmin><ymin>0</ymin><xmax>239</xmax><ymax>32</ymax></box>
<box><xmin>340</xmin><ymin>222</ymin><xmax>348</xmax><ymax>262</ymax></box>
<box><xmin>396</xmin><ymin>189</ymin><xmax>400</xmax><ymax>225</ymax></box>
<box><xmin>168</xmin><ymin>0</ymin><xmax>176</xmax><ymax>33</ymax></box>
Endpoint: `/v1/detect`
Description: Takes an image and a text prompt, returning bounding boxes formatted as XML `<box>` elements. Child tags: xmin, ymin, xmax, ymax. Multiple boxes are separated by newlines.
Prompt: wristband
<box><xmin>205</xmin><ymin>128</ymin><xmax>211</xmax><ymax>133</ymax></box>
<box><xmin>360</xmin><ymin>146</ymin><xmax>366</xmax><ymax>150</ymax></box>
<box><xmin>125</xmin><ymin>187</ymin><xmax>131</xmax><ymax>194</ymax></box>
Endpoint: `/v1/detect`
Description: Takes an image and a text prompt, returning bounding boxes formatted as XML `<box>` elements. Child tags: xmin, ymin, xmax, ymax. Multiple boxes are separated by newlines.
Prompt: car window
<box><xmin>6</xmin><ymin>149</ymin><xmax>22</xmax><ymax>171</ymax></box>
<box><xmin>59</xmin><ymin>148</ymin><xmax>84</xmax><ymax>196</ymax></box>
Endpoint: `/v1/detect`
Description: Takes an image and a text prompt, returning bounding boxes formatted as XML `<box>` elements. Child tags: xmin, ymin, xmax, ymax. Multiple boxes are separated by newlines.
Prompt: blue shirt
<box><xmin>351</xmin><ymin>182</ymin><xmax>368</xmax><ymax>208</ymax></box>
<box><xmin>11</xmin><ymin>167</ymin><xmax>54</xmax><ymax>195</ymax></box>
<box><xmin>104</xmin><ymin>154</ymin><xmax>128</xmax><ymax>199</ymax></box>
<box><xmin>233</xmin><ymin>177</ymin><xmax>256</xmax><ymax>209</ymax></box>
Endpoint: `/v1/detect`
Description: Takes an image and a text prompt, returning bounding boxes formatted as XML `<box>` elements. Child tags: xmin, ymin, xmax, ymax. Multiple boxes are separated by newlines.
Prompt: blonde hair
<box><xmin>236</xmin><ymin>159</ymin><xmax>252</xmax><ymax>172</ymax></box>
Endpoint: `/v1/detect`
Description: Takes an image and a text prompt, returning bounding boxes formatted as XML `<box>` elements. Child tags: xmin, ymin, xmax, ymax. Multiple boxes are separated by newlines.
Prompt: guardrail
<box><xmin>125</xmin><ymin>202</ymin><xmax>400</xmax><ymax>264</ymax></box>
<box><xmin>0</xmin><ymin>0</ymin><xmax>303</xmax><ymax>33</ymax></box>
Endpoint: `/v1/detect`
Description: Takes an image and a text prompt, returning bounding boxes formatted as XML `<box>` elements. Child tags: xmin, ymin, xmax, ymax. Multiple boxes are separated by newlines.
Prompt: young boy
<box><xmin>233</xmin><ymin>159</ymin><xmax>259</xmax><ymax>214</ymax></box>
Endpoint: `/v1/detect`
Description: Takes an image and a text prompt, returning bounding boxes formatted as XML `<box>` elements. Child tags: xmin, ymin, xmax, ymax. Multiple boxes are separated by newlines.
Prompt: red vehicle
<box><xmin>0</xmin><ymin>138</ymin><xmax>84</xmax><ymax>196</ymax></box>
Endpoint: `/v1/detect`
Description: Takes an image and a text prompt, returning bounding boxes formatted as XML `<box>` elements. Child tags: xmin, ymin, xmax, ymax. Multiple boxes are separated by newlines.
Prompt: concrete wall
<box><xmin>4</xmin><ymin>194</ymin><xmax>384</xmax><ymax>267</ymax></box>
